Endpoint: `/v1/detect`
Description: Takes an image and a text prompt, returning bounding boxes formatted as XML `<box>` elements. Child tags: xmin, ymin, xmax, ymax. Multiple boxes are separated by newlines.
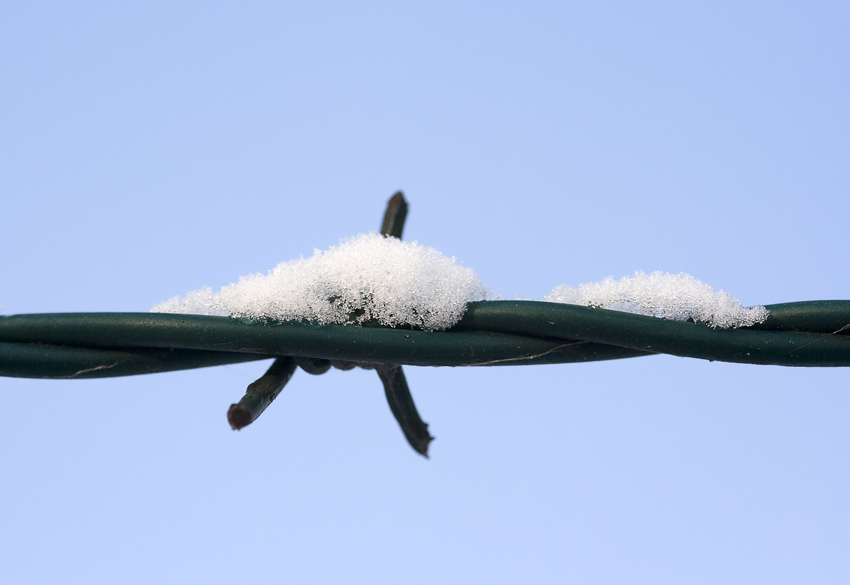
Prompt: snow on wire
<box><xmin>152</xmin><ymin>233</ymin><xmax>768</xmax><ymax>330</ymax></box>
<box><xmin>2</xmin><ymin>192</ymin><xmax>847</xmax><ymax>458</ymax></box>
<box><xmin>152</xmin><ymin>233</ymin><xmax>492</xmax><ymax>330</ymax></box>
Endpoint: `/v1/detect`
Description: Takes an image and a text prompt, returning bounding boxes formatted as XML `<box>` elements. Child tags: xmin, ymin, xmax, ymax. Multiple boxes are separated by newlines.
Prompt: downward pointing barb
<box><xmin>228</xmin><ymin>357</ymin><xmax>297</xmax><ymax>430</ymax></box>
<box><xmin>376</xmin><ymin>364</ymin><xmax>433</xmax><ymax>458</ymax></box>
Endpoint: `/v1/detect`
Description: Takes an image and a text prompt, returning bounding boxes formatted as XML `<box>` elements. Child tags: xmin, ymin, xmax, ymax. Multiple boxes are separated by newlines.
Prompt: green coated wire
<box><xmin>1</xmin><ymin>300</ymin><xmax>848</xmax><ymax>380</ymax></box>
<box><xmin>2</xmin><ymin>192</ymin><xmax>848</xmax><ymax>457</ymax></box>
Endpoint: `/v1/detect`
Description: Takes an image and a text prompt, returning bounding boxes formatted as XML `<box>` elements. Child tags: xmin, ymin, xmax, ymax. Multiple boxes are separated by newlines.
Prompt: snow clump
<box><xmin>152</xmin><ymin>233</ymin><xmax>490</xmax><ymax>330</ymax></box>
<box><xmin>544</xmin><ymin>271</ymin><xmax>769</xmax><ymax>328</ymax></box>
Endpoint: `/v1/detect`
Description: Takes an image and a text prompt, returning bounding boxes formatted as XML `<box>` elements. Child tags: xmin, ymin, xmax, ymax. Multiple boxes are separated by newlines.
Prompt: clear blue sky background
<box><xmin>2</xmin><ymin>2</ymin><xmax>849</xmax><ymax>583</ymax></box>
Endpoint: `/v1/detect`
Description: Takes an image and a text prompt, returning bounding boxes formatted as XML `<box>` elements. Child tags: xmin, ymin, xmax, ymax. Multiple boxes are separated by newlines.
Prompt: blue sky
<box><xmin>2</xmin><ymin>2</ymin><xmax>849</xmax><ymax>583</ymax></box>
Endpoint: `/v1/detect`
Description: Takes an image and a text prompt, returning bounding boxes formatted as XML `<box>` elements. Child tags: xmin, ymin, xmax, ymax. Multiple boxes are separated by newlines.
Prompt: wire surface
<box><xmin>2</xmin><ymin>300</ymin><xmax>848</xmax><ymax>379</ymax></box>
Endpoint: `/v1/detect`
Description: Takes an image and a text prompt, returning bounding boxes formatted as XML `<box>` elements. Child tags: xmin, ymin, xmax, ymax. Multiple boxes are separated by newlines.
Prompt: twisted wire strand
<box><xmin>5</xmin><ymin>193</ymin><xmax>845</xmax><ymax>459</ymax></box>
<box><xmin>1</xmin><ymin>300</ymin><xmax>848</xmax><ymax>380</ymax></box>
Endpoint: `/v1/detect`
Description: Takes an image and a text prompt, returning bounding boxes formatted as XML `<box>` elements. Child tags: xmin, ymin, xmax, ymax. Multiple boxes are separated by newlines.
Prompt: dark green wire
<box><xmin>10</xmin><ymin>193</ymin><xmax>843</xmax><ymax>460</ymax></box>
<box><xmin>1</xmin><ymin>300</ymin><xmax>848</xmax><ymax>379</ymax></box>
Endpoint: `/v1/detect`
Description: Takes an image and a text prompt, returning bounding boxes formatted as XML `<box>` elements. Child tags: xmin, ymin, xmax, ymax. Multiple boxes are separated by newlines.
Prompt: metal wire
<box><xmin>1</xmin><ymin>300</ymin><xmax>849</xmax><ymax>380</ymax></box>
<box><xmin>2</xmin><ymin>193</ymin><xmax>847</xmax><ymax>456</ymax></box>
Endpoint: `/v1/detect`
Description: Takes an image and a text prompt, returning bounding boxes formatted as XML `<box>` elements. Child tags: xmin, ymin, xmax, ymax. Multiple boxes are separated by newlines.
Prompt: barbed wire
<box><xmin>2</xmin><ymin>193</ymin><xmax>848</xmax><ymax>456</ymax></box>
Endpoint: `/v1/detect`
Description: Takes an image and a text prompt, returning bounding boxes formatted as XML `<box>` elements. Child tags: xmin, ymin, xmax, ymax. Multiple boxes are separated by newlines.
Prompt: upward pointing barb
<box><xmin>380</xmin><ymin>191</ymin><xmax>408</xmax><ymax>239</ymax></box>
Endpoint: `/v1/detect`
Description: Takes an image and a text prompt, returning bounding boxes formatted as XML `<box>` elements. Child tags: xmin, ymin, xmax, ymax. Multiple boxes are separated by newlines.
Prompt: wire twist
<box><xmin>2</xmin><ymin>193</ymin><xmax>848</xmax><ymax>456</ymax></box>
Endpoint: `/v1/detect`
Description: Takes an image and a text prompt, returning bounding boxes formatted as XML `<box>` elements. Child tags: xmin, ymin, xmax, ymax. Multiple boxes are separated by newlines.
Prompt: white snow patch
<box><xmin>152</xmin><ymin>233</ymin><xmax>490</xmax><ymax>330</ymax></box>
<box><xmin>153</xmin><ymin>234</ymin><xmax>767</xmax><ymax>330</ymax></box>
<box><xmin>544</xmin><ymin>271</ymin><xmax>768</xmax><ymax>328</ymax></box>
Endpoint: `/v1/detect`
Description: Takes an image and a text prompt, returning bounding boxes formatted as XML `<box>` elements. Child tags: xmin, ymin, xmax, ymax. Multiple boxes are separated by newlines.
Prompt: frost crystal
<box><xmin>545</xmin><ymin>271</ymin><xmax>769</xmax><ymax>328</ymax></box>
<box><xmin>152</xmin><ymin>233</ymin><xmax>489</xmax><ymax>330</ymax></box>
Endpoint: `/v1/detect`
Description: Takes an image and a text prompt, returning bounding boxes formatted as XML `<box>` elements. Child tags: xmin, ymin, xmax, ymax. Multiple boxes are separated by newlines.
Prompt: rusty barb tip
<box><xmin>227</xmin><ymin>403</ymin><xmax>253</xmax><ymax>430</ymax></box>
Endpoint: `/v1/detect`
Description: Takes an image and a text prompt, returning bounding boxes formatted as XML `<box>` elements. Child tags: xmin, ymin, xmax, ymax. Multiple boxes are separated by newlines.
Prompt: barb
<box><xmin>380</xmin><ymin>191</ymin><xmax>408</xmax><ymax>239</ymax></box>
<box><xmin>376</xmin><ymin>190</ymin><xmax>431</xmax><ymax>455</ymax></box>
<box><xmin>227</xmin><ymin>357</ymin><xmax>297</xmax><ymax>430</ymax></box>
<box><xmin>376</xmin><ymin>364</ymin><xmax>433</xmax><ymax>457</ymax></box>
